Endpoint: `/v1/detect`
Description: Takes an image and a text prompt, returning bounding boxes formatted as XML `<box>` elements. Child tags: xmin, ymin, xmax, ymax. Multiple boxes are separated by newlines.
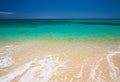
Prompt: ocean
<box><xmin>0</xmin><ymin>19</ymin><xmax>120</xmax><ymax>42</ymax></box>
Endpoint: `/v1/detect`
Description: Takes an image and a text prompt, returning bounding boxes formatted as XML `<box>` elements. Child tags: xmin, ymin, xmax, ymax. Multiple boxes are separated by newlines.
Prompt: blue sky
<box><xmin>0</xmin><ymin>0</ymin><xmax>120</xmax><ymax>19</ymax></box>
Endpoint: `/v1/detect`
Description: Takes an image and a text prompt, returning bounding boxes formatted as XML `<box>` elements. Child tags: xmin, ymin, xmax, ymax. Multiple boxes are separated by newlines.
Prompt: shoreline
<box><xmin>0</xmin><ymin>36</ymin><xmax>120</xmax><ymax>46</ymax></box>
<box><xmin>0</xmin><ymin>40</ymin><xmax>120</xmax><ymax>81</ymax></box>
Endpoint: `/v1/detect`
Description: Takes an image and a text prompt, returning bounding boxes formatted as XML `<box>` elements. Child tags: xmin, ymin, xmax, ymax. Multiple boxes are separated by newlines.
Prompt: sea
<box><xmin>0</xmin><ymin>19</ymin><xmax>120</xmax><ymax>42</ymax></box>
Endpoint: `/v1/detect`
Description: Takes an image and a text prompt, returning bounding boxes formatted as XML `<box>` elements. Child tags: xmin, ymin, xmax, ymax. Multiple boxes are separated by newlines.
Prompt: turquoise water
<box><xmin>0</xmin><ymin>19</ymin><xmax>120</xmax><ymax>42</ymax></box>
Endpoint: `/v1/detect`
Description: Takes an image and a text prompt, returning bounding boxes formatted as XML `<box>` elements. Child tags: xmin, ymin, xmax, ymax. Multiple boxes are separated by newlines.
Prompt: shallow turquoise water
<box><xmin>0</xmin><ymin>19</ymin><xmax>120</xmax><ymax>42</ymax></box>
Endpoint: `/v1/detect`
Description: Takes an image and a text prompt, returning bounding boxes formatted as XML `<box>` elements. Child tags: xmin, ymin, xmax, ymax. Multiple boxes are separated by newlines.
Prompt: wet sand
<box><xmin>0</xmin><ymin>40</ymin><xmax>120</xmax><ymax>82</ymax></box>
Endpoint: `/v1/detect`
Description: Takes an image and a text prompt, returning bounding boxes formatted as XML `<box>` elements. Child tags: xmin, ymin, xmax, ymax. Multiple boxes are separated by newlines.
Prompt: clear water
<box><xmin>0</xmin><ymin>19</ymin><xmax>120</xmax><ymax>42</ymax></box>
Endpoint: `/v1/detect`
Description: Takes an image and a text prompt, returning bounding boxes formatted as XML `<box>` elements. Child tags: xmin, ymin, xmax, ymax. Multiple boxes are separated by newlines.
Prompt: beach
<box><xmin>0</xmin><ymin>19</ymin><xmax>120</xmax><ymax>82</ymax></box>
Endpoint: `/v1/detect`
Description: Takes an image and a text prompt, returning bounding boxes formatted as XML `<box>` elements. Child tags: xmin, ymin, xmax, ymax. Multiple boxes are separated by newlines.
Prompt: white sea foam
<box><xmin>0</xmin><ymin>56</ymin><xmax>14</xmax><ymax>68</ymax></box>
<box><xmin>0</xmin><ymin>45</ymin><xmax>23</xmax><ymax>51</ymax></box>
<box><xmin>0</xmin><ymin>45</ymin><xmax>24</xmax><ymax>56</ymax></box>
<box><xmin>107</xmin><ymin>51</ymin><xmax>120</xmax><ymax>82</ymax></box>
<box><xmin>0</xmin><ymin>60</ymin><xmax>35</xmax><ymax>82</ymax></box>
<box><xmin>0</xmin><ymin>45</ymin><xmax>24</xmax><ymax>69</ymax></box>
<box><xmin>0</xmin><ymin>55</ymin><xmax>66</xmax><ymax>82</ymax></box>
<box><xmin>19</xmin><ymin>55</ymin><xmax>66</xmax><ymax>82</ymax></box>
<box><xmin>87</xmin><ymin>58</ymin><xmax>103</xmax><ymax>82</ymax></box>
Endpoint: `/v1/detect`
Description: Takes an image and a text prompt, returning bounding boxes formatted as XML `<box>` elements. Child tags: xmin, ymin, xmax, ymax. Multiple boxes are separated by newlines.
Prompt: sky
<box><xmin>0</xmin><ymin>0</ymin><xmax>120</xmax><ymax>19</ymax></box>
